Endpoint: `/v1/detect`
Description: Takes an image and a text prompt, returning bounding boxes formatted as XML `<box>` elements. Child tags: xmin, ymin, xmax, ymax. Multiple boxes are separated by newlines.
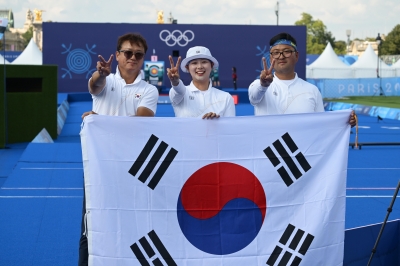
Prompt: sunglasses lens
<box><xmin>123</xmin><ymin>51</ymin><xmax>133</xmax><ymax>59</ymax></box>
<box><xmin>121</xmin><ymin>51</ymin><xmax>144</xmax><ymax>60</ymax></box>
<box><xmin>135</xmin><ymin>53</ymin><xmax>144</xmax><ymax>60</ymax></box>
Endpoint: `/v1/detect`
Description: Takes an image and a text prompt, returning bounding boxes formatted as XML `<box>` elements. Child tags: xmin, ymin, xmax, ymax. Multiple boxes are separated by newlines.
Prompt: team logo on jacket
<box><xmin>135</xmin><ymin>93</ymin><xmax>142</xmax><ymax>99</ymax></box>
<box><xmin>177</xmin><ymin>162</ymin><xmax>266</xmax><ymax>255</ymax></box>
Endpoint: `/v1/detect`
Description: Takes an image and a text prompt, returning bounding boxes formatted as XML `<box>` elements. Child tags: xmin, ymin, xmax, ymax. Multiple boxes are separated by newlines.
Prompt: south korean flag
<box><xmin>81</xmin><ymin>110</ymin><xmax>350</xmax><ymax>266</ymax></box>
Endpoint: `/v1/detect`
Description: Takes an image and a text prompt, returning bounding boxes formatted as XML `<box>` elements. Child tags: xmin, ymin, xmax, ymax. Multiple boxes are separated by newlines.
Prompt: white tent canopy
<box><xmin>307</xmin><ymin>43</ymin><xmax>352</xmax><ymax>79</ymax></box>
<box><xmin>12</xmin><ymin>38</ymin><xmax>42</xmax><ymax>65</ymax></box>
<box><xmin>0</xmin><ymin>53</ymin><xmax>10</xmax><ymax>64</ymax></box>
<box><xmin>393</xmin><ymin>58</ymin><xmax>400</xmax><ymax>68</ymax></box>
<box><xmin>392</xmin><ymin>58</ymin><xmax>400</xmax><ymax>77</ymax></box>
<box><xmin>351</xmin><ymin>44</ymin><xmax>394</xmax><ymax>78</ymax></box>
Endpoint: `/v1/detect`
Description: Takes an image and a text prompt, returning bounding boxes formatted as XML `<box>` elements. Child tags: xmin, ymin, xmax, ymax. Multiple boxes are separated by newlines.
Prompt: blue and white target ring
<box><xmin>66</xmin><ymin>49</ymin><xmax>92</xmax><ymax>74</ymax></box>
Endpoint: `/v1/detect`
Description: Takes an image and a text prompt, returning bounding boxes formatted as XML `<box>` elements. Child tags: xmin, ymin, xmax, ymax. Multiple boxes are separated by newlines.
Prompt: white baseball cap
<box><xmin>181</xmin><ymin>46</ymin><xmax>219</xmax><ymax>73</ymax></box>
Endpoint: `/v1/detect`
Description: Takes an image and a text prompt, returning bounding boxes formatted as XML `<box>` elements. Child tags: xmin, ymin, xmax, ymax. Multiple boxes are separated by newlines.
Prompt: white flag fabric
<box><xmin>81</xmin><ymin>110</ymin><xmax>351</xmax><ymax>266</ymax></box>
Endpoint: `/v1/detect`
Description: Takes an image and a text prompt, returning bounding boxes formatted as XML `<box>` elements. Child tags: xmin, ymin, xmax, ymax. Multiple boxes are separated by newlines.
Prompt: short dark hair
<box><xmin>116</xmin><ymin>33</ymin><xmax>148</xmax><ymax>53</ymax></box>
<box><xmin>269</xmin><ymin>32</ymin><xmax>297</xmax><ymax>46</ymax></box>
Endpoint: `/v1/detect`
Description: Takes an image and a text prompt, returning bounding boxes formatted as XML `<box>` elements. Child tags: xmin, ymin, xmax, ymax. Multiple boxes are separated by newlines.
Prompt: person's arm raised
<box><xmin>167</xmin><ymin>56</ymin><xmax>181</xmax><ymax>87</ymax></box>
<box><xmin>259</xmin><ymin>57</ymin><xmax>274</xmax><ymax>87</ymax></box>
<box><xmin>89</xmin><ymin>54</ymin><xmax>114</xmax><ymax>95</ymax></box>
<box><xmin>249</xmin><ymin>58</ymin><xmax>275</xmax><ymax>104</ymax></box>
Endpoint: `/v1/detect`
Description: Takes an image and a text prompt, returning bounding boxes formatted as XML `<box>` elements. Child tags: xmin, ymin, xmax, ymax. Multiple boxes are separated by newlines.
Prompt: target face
<box><xmin>149</xmin><ymin>65</ymin><xmax>159</xmax><ymax>77</ymax></box>
<box><xmin>66</xmin><ymin>48</ymin><xmax>92</xmax><ymax>74</ymax></box>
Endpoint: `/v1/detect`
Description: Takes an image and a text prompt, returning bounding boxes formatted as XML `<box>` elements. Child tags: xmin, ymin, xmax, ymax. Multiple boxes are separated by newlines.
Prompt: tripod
<box><xmin>367</xmin><ymin>180</ymin><xmax>400</xmax><ymax>266</ymax></box>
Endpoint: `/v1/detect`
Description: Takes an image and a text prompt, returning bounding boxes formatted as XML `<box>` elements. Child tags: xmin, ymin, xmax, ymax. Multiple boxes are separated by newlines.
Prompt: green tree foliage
<box><xmin>380</xmin><ymin>24</ymin><xmax>400</xmax><ymax>55</ymax></box>
<box><xmin>334</xmin><ymin>41</ymin><xmax>347</xmax><ymax>55</ymax></box>
<box><xmin>295</xmin><ymin>13</ymin><xmax>337</xmax><ymax>54</ymax></box>
<box><xmin>22</xmin><ymin>26</ymin><xmax>33</xmax><ymax>48</ymax></box>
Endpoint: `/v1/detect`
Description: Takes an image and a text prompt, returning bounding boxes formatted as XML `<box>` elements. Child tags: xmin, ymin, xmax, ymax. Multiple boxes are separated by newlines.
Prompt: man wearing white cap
<box><xmin>167</xmin><ymin>46</ymin><xmax>235</xmax><ymax>118</ymax></box>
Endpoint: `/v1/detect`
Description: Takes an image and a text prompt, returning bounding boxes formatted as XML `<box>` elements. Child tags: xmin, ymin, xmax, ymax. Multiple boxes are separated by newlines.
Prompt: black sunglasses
<box><xmin>118</xmin><ymin>50</ymin><xmax>145</xmax><ymax>60</ymax></box>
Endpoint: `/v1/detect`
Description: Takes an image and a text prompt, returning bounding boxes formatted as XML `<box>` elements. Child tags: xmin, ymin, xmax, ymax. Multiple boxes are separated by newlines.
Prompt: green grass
<box><xmin>324</xmin><ymin>96</ymin><xmax>400</xmax><ymax>109</ymax></box>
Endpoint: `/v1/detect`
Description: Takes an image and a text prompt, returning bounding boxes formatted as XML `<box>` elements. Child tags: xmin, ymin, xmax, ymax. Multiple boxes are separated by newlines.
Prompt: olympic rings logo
<box><xmin>159</xmin><ymin>30</ymin><xmax>195</xmax><ymax>47</ymax></box>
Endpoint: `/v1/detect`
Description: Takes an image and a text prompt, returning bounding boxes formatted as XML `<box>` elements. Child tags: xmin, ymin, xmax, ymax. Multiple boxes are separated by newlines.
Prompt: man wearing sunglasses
<box><xmin>79</xmin><ymin>33</ymin><xmax>158</xmax><ymax>266</ymax></box>
<box><xmin>83</xmin><ymin>32</ymin><xmax>158</xmax><ymax>118</ymax></box>
<box><xmin>248</xmin><ymin>32</ymin><xmax>356</xmax><ymax>126</ymax></box>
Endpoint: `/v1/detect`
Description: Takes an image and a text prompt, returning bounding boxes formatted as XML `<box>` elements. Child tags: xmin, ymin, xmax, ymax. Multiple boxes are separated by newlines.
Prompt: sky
<box><xmin>2</xmin><ymin>0</ymin><xmax>399</xmax><ymax>42</ymax></box>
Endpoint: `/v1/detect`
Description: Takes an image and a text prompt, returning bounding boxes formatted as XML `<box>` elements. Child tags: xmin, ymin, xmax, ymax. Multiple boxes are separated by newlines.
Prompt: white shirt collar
<box><xmin>188</xmin><ymin>79</ymin><xmax>213</xmax><ymax>92</ymax></box>
<box><xmin>274</xmin><ymin>73</ymin><xmax>298</xmax><ymax>86</ymax></box>
<box><xmin>115</xmin><ymin>66</ymin><xmax>141</xmax><ymax>85</ymax></box>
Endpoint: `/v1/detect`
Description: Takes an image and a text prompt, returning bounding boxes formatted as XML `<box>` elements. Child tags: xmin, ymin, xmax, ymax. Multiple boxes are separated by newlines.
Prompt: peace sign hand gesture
<box><xmin>260</xmin><ymin>57</ymin><xmax>275</xmax><ymax>87</ymax></box>
<box><xmin>167</xmin><ymin>56</ymin><xmax>182</xmax><ymax>86</ymax></box>
<box><xmin>97</xmin><ymin>54</ymin><xmax>114</xmax><ymax>77</ymax></box>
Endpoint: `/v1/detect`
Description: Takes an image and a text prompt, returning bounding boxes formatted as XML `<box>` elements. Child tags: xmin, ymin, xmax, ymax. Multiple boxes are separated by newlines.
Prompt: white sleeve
<box><xmin>223</xmin><ymin>95</ymin><xmax>236</xmax><ymax>117</ymax></box>
<box><xmin>169</xmin><ymin>80</ymin><xmax>186</xmax><ymax>105</ymax></box>
<box><xmin>315</xmin><ymin>89</ymin><xmax>325</xmax><ymax>112</ymax></box>
<box><xmin>138</xmin><ymin>85</ymin><xmax>159</xmax><ymax>114</ymax></box>
<box><xmin>88</xmin><ymin>76</ymin><xmax>109</xmax><ymax>96</ymax></box>
<box><xmin>248</xmin><ymin>79</ymin><xmax>268</xmax><ymax>105</ymax></box>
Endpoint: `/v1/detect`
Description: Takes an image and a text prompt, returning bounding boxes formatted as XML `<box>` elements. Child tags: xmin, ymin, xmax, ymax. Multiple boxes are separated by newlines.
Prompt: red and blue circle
<box><xmin>177</xmin><ymin>162</ymin><xmax>267</xmax><ymax>255</ymax></box>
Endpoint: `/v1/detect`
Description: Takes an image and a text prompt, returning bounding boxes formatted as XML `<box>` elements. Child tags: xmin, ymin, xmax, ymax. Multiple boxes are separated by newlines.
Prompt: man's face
<box><xmin>270</xmin><ymin>44</ymin><xmax>298</xmax><ymax>75</ymax></box>
<box><xmin>116</xmin><ymin>41</ymin><xmax>145</xmax><ymax>74</ymax></box>
<box><xmin>186</xmin><ymin>59</ymin><xmax>213</xmax><ymax>83</ymax></box>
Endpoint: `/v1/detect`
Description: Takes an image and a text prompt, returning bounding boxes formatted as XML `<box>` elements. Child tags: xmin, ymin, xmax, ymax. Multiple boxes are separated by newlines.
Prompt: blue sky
<box><xmin>3</xmin><ymin>0</ymin><xmax>399</xmax><ymax>41</ymax></box>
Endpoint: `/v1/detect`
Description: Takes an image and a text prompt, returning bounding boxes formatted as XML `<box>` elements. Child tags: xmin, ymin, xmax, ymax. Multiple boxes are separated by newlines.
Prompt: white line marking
<box><xmin>20</xmin><ymin>168</ymin><xmax>83</xmax><ymax>170</ymax></box>
<box><xmin>1</xmin><ymin>187</ymin><xmax>82</xmax><ymax>190</ymax></box>
<box><xmin>0</xmin><ymin>196</ymin><xmax>83</xmax><ymax>198</ymax></box>
<box><xmin>348</xmin><ymin>168</ymin><xmax>400</xmax><ymax>170</ymax></box>
<box><xmin>381</xmin><ymin>126</ymin><xmax>400</xmax><ymax>130</ymax></box>
<box><xmin>358</xmin><ymin>126</ymin><xmax>370</xmax><ymax>129</ymax></box>
<box><xmin>346</xmin><ymin>196</ymin><xmax>400</xmax><ymax>198</ymax></box>
<box><xmin>347</xmin><ymin>188</ymin><xmax>396</xmax><ymax>190</ymax></box>
<box><xmin>346</xmin><ymin>219</ymin><xmax>400</xmax><ymax>231</ymax></box>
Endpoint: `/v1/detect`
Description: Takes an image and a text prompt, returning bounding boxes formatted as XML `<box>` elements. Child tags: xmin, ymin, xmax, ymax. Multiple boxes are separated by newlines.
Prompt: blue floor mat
<box><xmin>1</xmin><ymin>162</ymin><xmax>83</xmax><ymax>190</ymax></box>
<box><xmin>19</xmin><ymin>143</ymin><xmax>82</xmax><ymax>163</ymax></box>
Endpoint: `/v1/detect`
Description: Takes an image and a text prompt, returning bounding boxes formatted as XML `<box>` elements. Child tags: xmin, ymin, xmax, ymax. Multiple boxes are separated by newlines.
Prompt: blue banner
<box><xmin>309</xmin><ymin>77</ymin><xmax>400</xmax><ymax>98</ymax></box>
<box><xmin>0</xmin><ymin>51</ymin><xmax>22</xmax><ymax>62</ymax></box>
<box><xmin>43</xmin><ymin>23</ymin><xmax>306</xmax><ymax>93</ymax></box>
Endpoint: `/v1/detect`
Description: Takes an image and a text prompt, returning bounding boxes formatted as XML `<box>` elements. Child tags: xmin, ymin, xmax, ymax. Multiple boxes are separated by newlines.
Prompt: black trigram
<box><xmin>129</xmin><ymin>134</ymin><xmax>178</xmax><ymax>190</ymax></box>
<box><xmin>264</xmin><ymin>133</ymin><xmax>311</xmax><ymax>187</ymax></box>
<box><xmin>131</xmin><ymin>230</ymin><xmax>177</xmax><ymax>266</ymax></box>
<box><xmin>266</xmin><ymin>224</ymin><xmax>315</xmax><ymax>266</ymax></box>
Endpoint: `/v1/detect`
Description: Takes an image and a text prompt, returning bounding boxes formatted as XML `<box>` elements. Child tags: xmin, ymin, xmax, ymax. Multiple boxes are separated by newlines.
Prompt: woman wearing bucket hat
<box><xmin>167</xmin><ymin>46</ymin><xmax>235</xmax><ymax>118</ymax></box>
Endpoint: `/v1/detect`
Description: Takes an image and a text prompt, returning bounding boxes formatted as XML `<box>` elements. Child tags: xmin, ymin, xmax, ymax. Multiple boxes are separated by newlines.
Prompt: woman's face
<box><xmin>186</xmin><ymin>59</ymin><xmax>213</xmax><ymax>83</ymax></box>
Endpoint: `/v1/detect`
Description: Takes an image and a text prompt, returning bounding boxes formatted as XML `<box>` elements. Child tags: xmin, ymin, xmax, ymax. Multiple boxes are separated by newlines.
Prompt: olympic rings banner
<box><xmin>43</xmin><ymin>23</ymin><xmax>306</xmax><ymax>92</ymax></box>
<box><xmin>159</xmin><ymin>30</ymin><xmax>195</xmax><ymax>47</ymax></box>
<box><xmin>81</xmin><ymin>111</ymin><xmax>350</xmax><ymax>265</ymax></box>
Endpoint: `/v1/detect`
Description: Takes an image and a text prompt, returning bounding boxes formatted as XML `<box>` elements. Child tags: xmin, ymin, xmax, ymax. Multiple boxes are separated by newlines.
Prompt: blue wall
<box><xmin>42</xmin><ymin>23</ymin><xmax>307</xmax><ymax>92</ymax></box>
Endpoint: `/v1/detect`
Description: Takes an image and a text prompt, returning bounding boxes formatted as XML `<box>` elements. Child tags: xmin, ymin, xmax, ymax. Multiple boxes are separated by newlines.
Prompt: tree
<box><xmin>334</xmin><ymin>41</ymin><xmax>347</xmax><ymax>55</ymax></box>
<box><xmin>295</xmin><ymin>13</ymin><xmax>336</xmax><ymax>54</ymax></box>
<box><xmin>380</xmin><ymin>24</ymin><xmax>400</xmax><ymax>55</ymax></box>
<box><xmin>22</xmin><ymin>26</ymin><xmax>33</xmax><ymax>48</ymax></box>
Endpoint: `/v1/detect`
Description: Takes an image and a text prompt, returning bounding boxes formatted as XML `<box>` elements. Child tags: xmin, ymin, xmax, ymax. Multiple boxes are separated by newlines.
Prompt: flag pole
<box><xmin>367</xmin><ymin>180</ymin><xmax>400</xmax><ymax>266</ymax></box>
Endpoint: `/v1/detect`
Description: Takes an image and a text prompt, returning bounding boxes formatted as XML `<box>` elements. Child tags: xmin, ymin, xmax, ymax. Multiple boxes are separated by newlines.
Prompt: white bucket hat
<box><xmin>181</xmin><ymin>46</ymin><xmax>219</xmax><ymax>73</ymax></box>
